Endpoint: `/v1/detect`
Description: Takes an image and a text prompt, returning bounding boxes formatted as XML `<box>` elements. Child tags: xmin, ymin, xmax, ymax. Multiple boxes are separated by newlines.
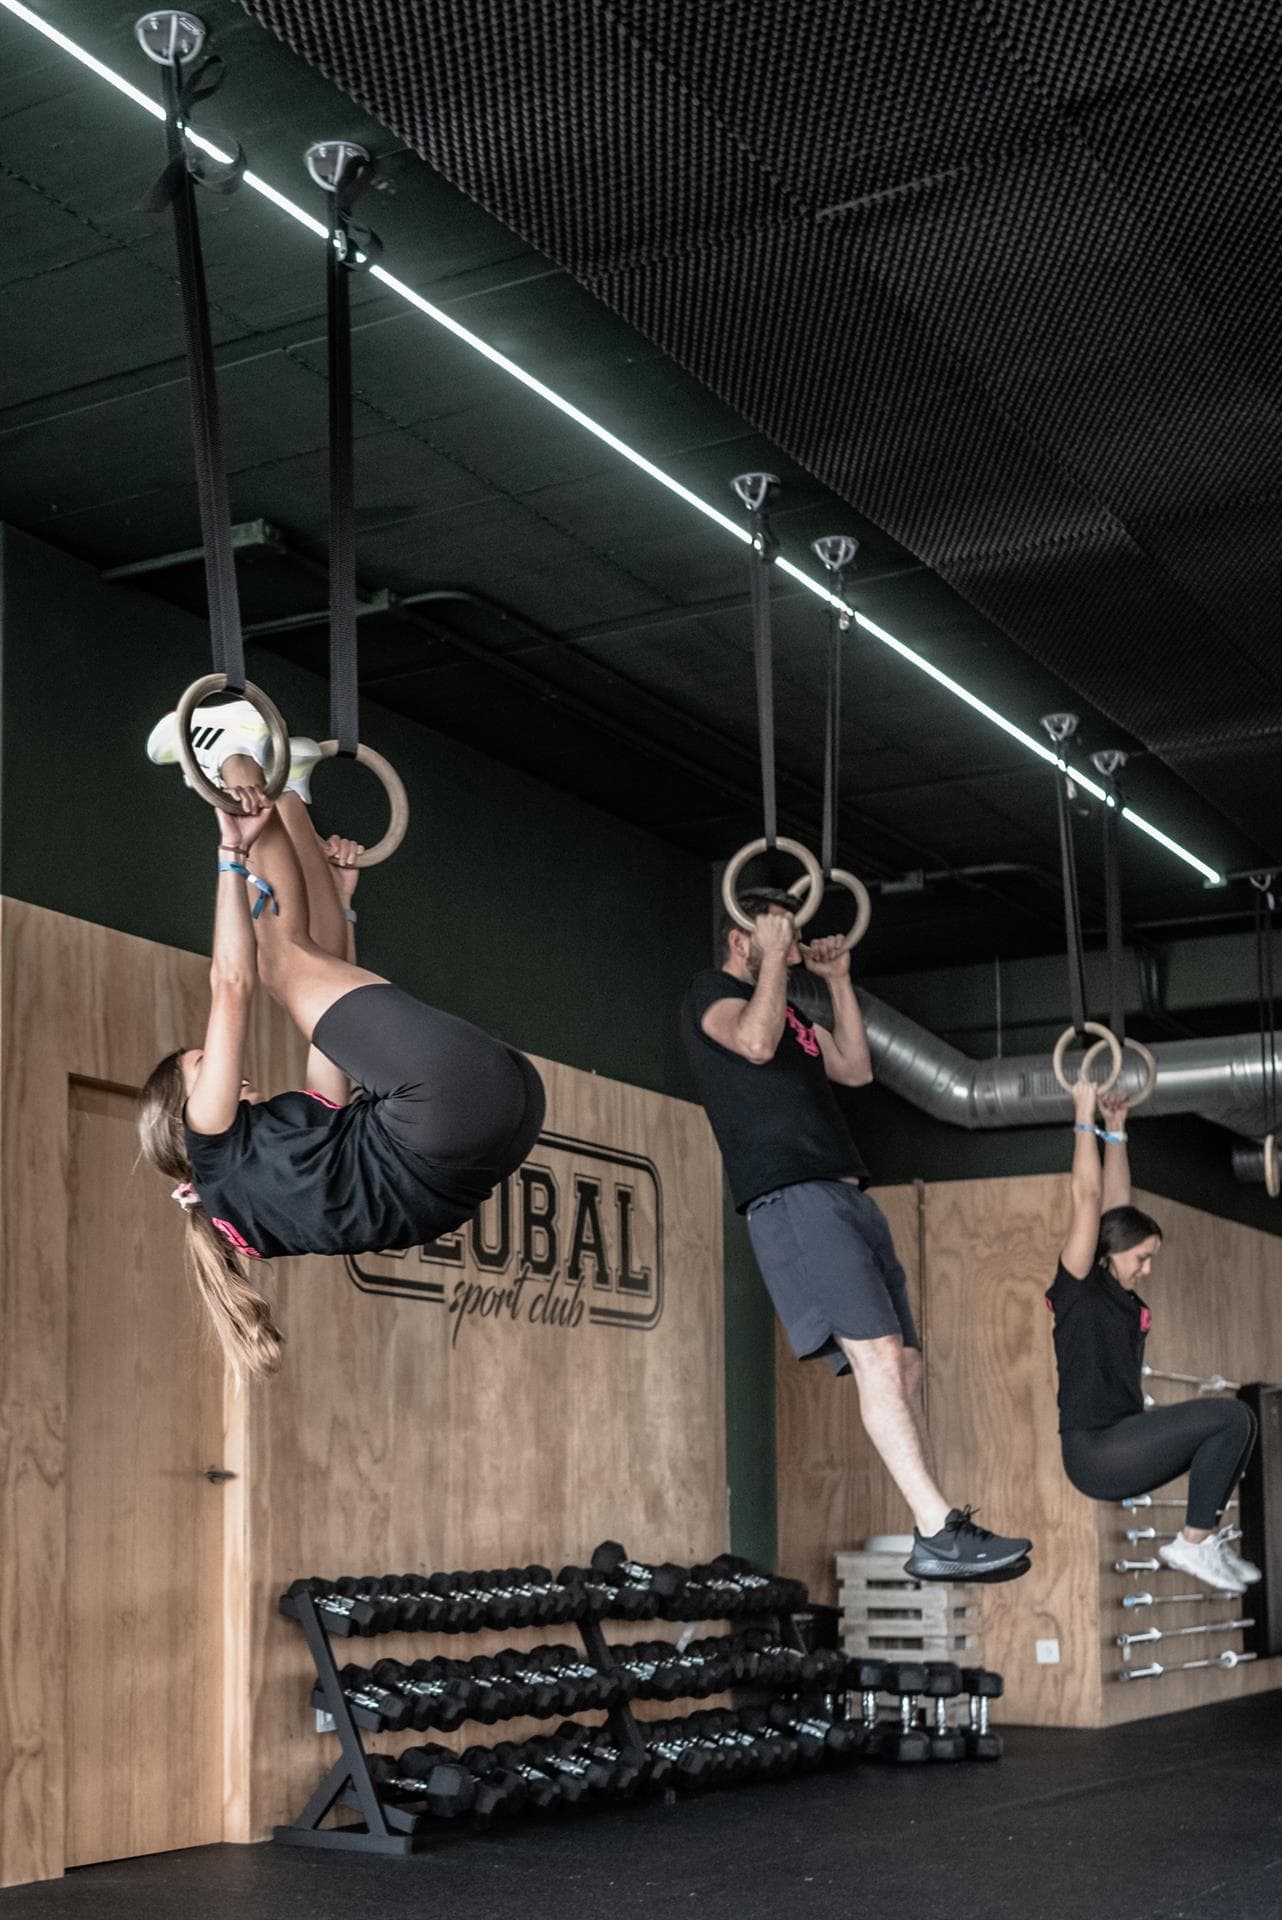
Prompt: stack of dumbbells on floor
<box><xmin>276</xmin><ymin>1544</ymin><xmax>1006</xmax><ymax>1850</ymax></box>
<box><xmin>849</xmin><ymin>1659</ymin><xmax>1005</xmax><ymax>1764</ymax></box>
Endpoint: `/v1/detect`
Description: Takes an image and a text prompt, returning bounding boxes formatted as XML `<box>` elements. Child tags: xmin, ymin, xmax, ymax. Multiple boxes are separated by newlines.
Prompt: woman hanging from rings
<box><xmin>138</xmin><ymin>711</ymin><xmax>545</xmax><ymax>1378</ymax></box>
<box><xmin>1048</xmin><ymin>1076</ymin><xmax>1260</xmax><ymax>1593</ymax></box>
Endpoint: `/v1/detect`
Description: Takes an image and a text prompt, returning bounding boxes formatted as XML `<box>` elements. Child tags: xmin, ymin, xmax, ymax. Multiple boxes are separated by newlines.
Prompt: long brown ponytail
<box><xmin>137</xmin><ymin>1051</ymin><xmax>284</xmax><ymax>1380</ymax></box>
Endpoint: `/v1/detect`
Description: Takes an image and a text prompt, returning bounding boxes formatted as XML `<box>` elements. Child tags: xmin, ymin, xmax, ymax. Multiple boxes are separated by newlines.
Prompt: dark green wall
<box><xmin>0</xmin><ymin>525</ymin><xmax>706</xmax><ymax>1094</ymax></box>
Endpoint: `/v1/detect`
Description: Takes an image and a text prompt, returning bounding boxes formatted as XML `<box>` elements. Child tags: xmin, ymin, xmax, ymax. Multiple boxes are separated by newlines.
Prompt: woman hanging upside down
<box><xmin>1048</xmin><ymin>1077</ymin><xmax>1260</xmax><ymax>1594</ymax></box>
<box><xmin>138</xmin><ymin>710</ymin><xmax>545</xmax><ymax>1378</ymax></box>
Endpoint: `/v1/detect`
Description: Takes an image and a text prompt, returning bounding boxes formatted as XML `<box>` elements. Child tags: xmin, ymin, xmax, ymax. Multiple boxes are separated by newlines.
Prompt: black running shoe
<box><xmin>904</xmin><ymin>1508</ymin><xmax>1032</xmax><ymax>1582</ymax></box>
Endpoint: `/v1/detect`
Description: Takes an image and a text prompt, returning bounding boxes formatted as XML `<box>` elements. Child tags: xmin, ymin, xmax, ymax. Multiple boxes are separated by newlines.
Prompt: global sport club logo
<box><xmin>346</xmin><ymin>1130</ymin><xmax>663</xmax><ymax>1347</ymax></box>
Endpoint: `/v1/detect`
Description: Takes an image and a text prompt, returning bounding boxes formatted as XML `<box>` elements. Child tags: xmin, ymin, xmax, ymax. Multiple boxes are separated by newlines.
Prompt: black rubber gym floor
<box><xmin>3</xmin><ymin>1695</ymin><xmax>1278</xmax><ymax>1920</ymax></box>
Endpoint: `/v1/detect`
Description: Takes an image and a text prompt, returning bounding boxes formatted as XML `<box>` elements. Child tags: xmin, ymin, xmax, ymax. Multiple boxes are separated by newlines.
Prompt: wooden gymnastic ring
<box><xmin>1265</xmin><ymin>1133</ymin><xmax>1280</xmax><ymax>1200</ymax></box>
<box><xmin>1052</xmin><ymin>1022</ymin><xmax>1122</xmax><ymax>1095</ymax></box>
<box><xmin>722</xmin><ymin>836</ymin><xmax>824</xmax><ymax>933</ymax></box>
<box><xmin>315</xmin><ymin>741</ymin><xmax>409</xmax><ymax>867</ymax></box>
<box><xmin>787</xmin><ymin>867</ymin><xmax>873</xmax><ymax>953</ymax></box>
<box><xmin>1080</xmin><ymin>1035</ymin><xmax>1158</xmax><ymax>1109</ymax></box>
<box><xmin>175</xmin><ymin>673</ymin><xmax>291</xmax><ymax>813</ymax></box>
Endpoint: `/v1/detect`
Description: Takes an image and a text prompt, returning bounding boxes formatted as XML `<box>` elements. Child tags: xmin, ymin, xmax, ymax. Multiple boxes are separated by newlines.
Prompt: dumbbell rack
<box><xmin>275</xmin><ymin>1575</ymin><xmax>830</xmax><ymax>1854</ymax></box>
<box><xmin>275</xmin><ymin>1589</ymin><xmax>649</xmax><ymax>1853</ymax></box>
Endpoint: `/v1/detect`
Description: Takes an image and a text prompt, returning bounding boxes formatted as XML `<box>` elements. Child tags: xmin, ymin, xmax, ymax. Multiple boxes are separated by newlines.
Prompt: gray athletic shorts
<box><xmin>745</xmin><ymin>1179</ymin><xmax>919</xmax><ymax>1375</ymax></box>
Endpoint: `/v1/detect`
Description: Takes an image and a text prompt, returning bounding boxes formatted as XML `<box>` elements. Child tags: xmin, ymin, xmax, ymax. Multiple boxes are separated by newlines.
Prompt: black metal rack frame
<box><xmin>275</xmin><ymin>1586</ymin><xmax>815</xmax><ymax>1854</ymax></box>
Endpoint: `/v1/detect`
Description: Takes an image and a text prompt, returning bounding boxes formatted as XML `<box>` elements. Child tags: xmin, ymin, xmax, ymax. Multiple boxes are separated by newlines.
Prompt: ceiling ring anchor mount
<box><xmin>1041</xmin><ymin>712</ymin><xmax>1080</xmax><ymax>748</ymax></box>
<box><xmin>812</xmin><ymin>535</ymin><xmax>859</xmax><ymax>575</ymax></box>
<box><xmin>305</xmin><ymin>140</ymin><xmax>374</xmax><ymax>195</ymax></box>
<box><xmin>134</xmin><ymin>10</ymin><xmax>207</xmax><ymax>65</ymax></box>
<box><xmin>730</xmin><ymin>472</ymin><xmax>780</xmax><ymax>517</ymax></box>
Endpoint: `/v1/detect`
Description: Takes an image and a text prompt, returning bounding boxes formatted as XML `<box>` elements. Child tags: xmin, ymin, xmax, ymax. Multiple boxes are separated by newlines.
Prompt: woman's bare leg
<box><xmin>222</xmin><ymin>755</ymin><xmax>387</xmax><ymax>1042</ymax></box>
<box><xmin>278</xmin><ymin>792</ymin><xmax>351</xmax><ymax>956</ymax></box>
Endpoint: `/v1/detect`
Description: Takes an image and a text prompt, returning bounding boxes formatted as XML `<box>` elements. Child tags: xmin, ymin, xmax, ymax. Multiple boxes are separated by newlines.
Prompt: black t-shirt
<box><xmin>1045</xmin><ymin>1259</ymin><xmax>1152</xmax><ymax>1433</ymax></box>
<box><xmin>184</xmin><ymin>1089</ymin><xmax>482</xmax><ymax>1259</ymax></box>
<box><xmin>680</xmin><ymin>969</ymin><xmax>868</xmax><ymax>1211</ymax></box>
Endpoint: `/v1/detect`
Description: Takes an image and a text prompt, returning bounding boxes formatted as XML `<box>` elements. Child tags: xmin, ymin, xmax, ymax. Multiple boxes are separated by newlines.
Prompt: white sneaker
<box><xmin>1215</xmin><ymin>1527</ymin><xmax>1262</xmax><ymax>1586</ymax></box>
<box><xmin>146</xmin><ymin>705</ymin><xmax>320</xmax><ymax>801</ymax></box>
<box><xmin>1158</xmin><ymin>1532</ymin><xmax>1246</xmax><ymax>1594</ymax></box>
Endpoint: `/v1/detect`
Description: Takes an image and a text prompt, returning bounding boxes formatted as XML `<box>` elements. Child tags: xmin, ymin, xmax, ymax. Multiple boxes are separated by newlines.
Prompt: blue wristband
<box><xmin>246</xmin><ymin>871</ymin><xmax>278</xmax><ymax>921</ymax></box>
<box><xmin>1073</xmin><ymin>1123</ymin><xmax>1098</xmax><ymax>1136</ymax></box>
<box><xmin>1100</xmin><ymin>1129</ymin><xmax>1128</xmax><ymax>1145</ymax></box>
<box><xmin>218</xmin><ymin>862</ymin><xmax>277</xmax><ymax>921</ymax></box>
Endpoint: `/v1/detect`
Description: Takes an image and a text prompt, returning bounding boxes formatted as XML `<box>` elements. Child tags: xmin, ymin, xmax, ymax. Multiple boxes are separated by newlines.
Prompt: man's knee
<box><xmin>900</xmin><ymin>1343</ymin><xmax>924</xmax><ymax>1395</ymax></box>
<box><xmin>844</xmin><ymin>1333</ymin><xmax>908</xmax><ymax>1390</ymax></box>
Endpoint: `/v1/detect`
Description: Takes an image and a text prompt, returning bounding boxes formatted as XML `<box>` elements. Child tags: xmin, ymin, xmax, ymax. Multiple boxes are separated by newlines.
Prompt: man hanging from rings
<box><xmin>682</xmin><ymin>889</ymin><xmax>1033</xmax><ymax>1582</ymax></box>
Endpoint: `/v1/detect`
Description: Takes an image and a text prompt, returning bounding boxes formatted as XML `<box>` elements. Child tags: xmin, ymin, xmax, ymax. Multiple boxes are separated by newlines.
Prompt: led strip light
<box><xmin>1</xmin><ymin>0</ymin><xmax>1224</xmax><ymax>885</ymax></box>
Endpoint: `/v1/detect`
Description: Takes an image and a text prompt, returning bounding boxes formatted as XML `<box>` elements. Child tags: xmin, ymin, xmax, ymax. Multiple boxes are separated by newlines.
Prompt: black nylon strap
<box><xmin>1101</xmin><ymin>776</ymin><xmax>1125</xmax><ymax>1041</ymax></box>
<box><xmin>821</xmin><ymin>593</ymin><xmax>845</xmax><ymax>877</ymax></box>
<box><xmin>1052</xmin><ymin>757</ymin><xmax>1089</xmax><ymax>1038</ymax></box>
<box><xmin>1254</xmin><ymin>879</ymin><xmax>1278</xmax><ymax>1139</ymax></box>
<box><xmin>747</xmin><ymin>512</ymin><xmax>779</xmax><ymax>847</ymax></box>
<box><xmin>325</xmin><ymin>197</ymin><xmax>360</xmax><ymax>758</ymax></box>
<box><xmin>153</xmin><ymin>57</ymin><xmax>246</xmax><ymax>691</ymax></box>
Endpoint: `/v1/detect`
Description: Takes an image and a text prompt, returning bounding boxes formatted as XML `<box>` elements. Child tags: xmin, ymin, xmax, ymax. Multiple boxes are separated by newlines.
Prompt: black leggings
<box><xmin>313</xmin><ymin>983</ymin><xmax>545</xmax><ymax>1180</ymax></box>
<box><xmin>1061</xmin><ymin>1398</ymin><xmax>1259</xmax><ymax>1531</ymax></box>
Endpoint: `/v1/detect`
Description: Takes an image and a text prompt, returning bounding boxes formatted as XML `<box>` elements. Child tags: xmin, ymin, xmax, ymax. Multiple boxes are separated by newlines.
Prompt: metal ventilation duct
<box><xmin>859</xmin><ymin>991</ymin><xmax>1268</xmax><ymax>1141</ymax></box>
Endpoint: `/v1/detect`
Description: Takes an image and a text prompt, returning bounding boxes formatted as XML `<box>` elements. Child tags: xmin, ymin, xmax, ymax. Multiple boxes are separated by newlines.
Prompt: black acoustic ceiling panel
<box><xmin>237</xmin><ymin>0</ymin><xmax>1282</xmax><ymax>851</ymax></box>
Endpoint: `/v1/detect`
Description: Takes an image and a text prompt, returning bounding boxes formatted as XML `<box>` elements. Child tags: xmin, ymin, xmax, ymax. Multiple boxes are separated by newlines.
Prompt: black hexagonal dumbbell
<box><xmin>590</xmin><ymin>1542</ymin><xmax>688</xmax><ymax>1616</ymax></box>
<box><xmin>739</xmin><ymin>1628</ymin><xmax>839</xmax><ymax>1690</ymax></box>
<box><xmin>365</xmin><ymin>1749</ymin><xmax>475</xmax><ymax>1821</ymax></box>
<box><xmin>309</xmin><ymin>1662</ymin><xmax>414</xmax><ymax>1732</ymax></box>
<box><xmin>639</xmin><ymin>1720</ymin><xmax>715</xmax><ymax>1790</ymax></box>
<box><xmin>690</xmin><ymin>1707</ymin><xmax>797</xmax><ymax>1781</ymax></box>
<box><xmin>960</xmin><ymin>1666</ymin><xmax>1004</xmax><ymax>1760</ymax></box>
<box><xmin>483</xmin><ymin>1742</ymin><xmax>566</xmax><ymax>1812</ymax></box>
<box><xmin>532</xmin><ymin>1642</ymin><xmax>626</xmax><ymax>1711</ymax></box>
<box><xmin>280</xmin><ymin>1576</ymin><xmax>379</xmax><ymax>1635</ymax></box>
<box><xmin>649</xmin><ymin>1714</ymin><xmax>736</xmax><ymax>1786</ymax></box>
<box><xmin>558</xmin><ymin>1562</ymin><xmax>652</xmax><ymax>1622</ymax></box>
<box><xmin>858</xmin><ymin>1661</ymin><xmax>929</xmax><ymax>1763</ymax></box>
<box><xmin>366</xmin><ymin>1656</ymin><xmax>469</xmax><ymax>1732</ymax></box>
<box><xmin>456</xmin><ymin>1747</ymin><xmax>534</xmax><ymax>1827</ymax></box>
<box><xmin>919</xmin><ymin>1662</ymin><xmax>966</xmax><ymax>1761</ymax></box>
<box><xmin>702</xmin><ymin>1554</ymin><xmax>809</xmax><ymax>1616</ymax></box>
<box><xmin>554</xmin><ymin>1719</ymin><xmax>651</xmax><ymax>1791</ymax></box>
<box><xmin>401</xmin><ymin>1743</ymin><xmax>525</xmax><ymax>1828</ymax></box>
<box><xmin>765</xmin><ymin>1699</ymin><xmax>864</xmax><ymax>1765</ymax></box>
<box><xmin>524</xmin><ymin>1730</ymin><xmax>635</xmax><ymax>1799</ymax></box>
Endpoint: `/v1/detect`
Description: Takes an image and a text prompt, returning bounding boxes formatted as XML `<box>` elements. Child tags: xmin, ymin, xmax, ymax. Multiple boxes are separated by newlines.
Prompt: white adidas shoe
<box><xmin>146</xmin><ymin>705</ymin><xmax>321</xmax><ymax>802</ymax></box>
<box><xmin>1215</xmin><ymin>1527</ymin><xmax>1262</xmax><ymax>1586</ymax></box>
<box><xmin>1157</xmin><ymin>1532</ymin><xmax>1246</xmax><ymax>1595</ymax></box>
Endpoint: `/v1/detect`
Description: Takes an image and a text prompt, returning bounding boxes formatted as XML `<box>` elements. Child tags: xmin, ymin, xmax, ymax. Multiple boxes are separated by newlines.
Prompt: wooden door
<box><xmin>65</xmin><ymin>1082</ymin><xmax>226</xmax><ymax>1865</ymax></box>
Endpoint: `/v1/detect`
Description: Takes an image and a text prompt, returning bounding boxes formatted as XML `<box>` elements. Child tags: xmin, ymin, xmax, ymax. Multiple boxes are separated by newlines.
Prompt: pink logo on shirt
<box><xmin>303</xmin><ymin>1089</ymin><xmax>341</xmax><ymax>1110</ymax></box>
<box><xmin>213</xmin><ymin>1217</ymin><xmax>262</xmax><ymax>1259</ymax></box>
<box><xmin>785</xmin><ymin>1007</ymin><xmax>820</xmax><ymax>1057</ymax></box>
<box><xmin>1139</xmin><ymin>1306</ymin><xmax>1152</xmax><ymax>1333</ymax></box>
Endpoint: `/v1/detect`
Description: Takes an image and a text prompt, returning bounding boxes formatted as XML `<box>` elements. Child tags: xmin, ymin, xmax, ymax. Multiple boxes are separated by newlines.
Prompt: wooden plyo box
<box><xmin>837</xmin><ymin>1549</ymin><xmax>981</xmax><ymax>1663</ymax></box>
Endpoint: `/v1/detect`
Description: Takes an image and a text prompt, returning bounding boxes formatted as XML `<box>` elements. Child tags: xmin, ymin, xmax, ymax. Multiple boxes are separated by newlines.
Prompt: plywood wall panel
<box><xmin>1</xmin><ymin>901</ymin><xmax>724</xmax><ymax>1873</ymax></box>
<box><xmin>65</xmin><ymin>1084</ymin><xmax>226</xmax><ymax>1865</ymax></box>
<box><xmin>777</xmin><ymin>1170</ymin><xmax>1282</xmax><ymax>1728</ymax></box>
<box><xmin>1</xmin><ymin>903</ymin><xmax>217</xmax><ymax>1885</ymax></box>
